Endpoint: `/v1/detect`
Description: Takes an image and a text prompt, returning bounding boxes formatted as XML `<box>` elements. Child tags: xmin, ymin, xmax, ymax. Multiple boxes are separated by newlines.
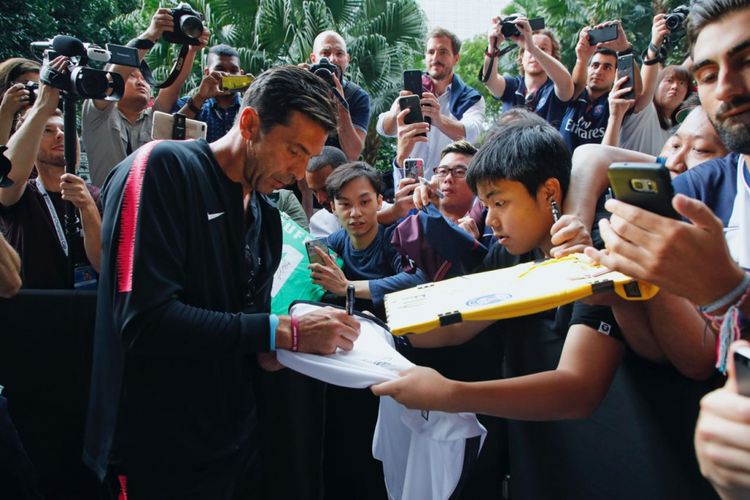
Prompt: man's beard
<box><xmin>37</xmin><ymin>151</ymin><xmax>65</xmax><ymax>168</ymax></box>
<box><xmin>710</xmin><ymin>95</ymin><xmax>750</xmax><ymax>154</ymax></box>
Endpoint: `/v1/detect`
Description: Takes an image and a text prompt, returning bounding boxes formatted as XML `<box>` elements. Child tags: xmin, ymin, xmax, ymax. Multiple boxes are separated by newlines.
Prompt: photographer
<box><xmin>483</xmin><ymin>15</ymin><xmax>573</xmax><ymax>127</ymax></box>
<box><xmin>302</xmin><ymin>31</ymin><xmax>370</xmax><ymax>161</ymax></box>
<box><xmin>0</xmin><ymin>62</ymin><xmax>102</xmax><ymax>289</ymax></box>
<box><xmin>81</xmin><ymin>7</ymin><xmax>209</xmax><ymax>187</ymax></box>
<box><xmin>0</xmin><ymin>58</ymin><xmax>40</xmax><ymax>144</ymax></box>
<box><xmin>173</xmin><ymin>44</ymin><xmax>244</xmax><ymax>142</ymax></box>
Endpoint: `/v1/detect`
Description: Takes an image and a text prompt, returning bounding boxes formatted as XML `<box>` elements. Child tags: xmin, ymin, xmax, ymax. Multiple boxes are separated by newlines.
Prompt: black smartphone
<box><xmin>734</xmin><ymin>346</ymin><xmax>750</xmax><ymax>397</ymax></box>
<box><xmin>403</xmin><ymin>158</ymin><xmax>424</xmax><ymax>180</ymax></box>
<box><xmin>616</xmin><ymin>54</ymin><xmax>636</xmax><ymax>100</ymax></box>
<box><xmin>305</xmin><ymin>238</ymin><xmax>329</xmax><ymax>265</ymax></box>
<box><xmin>588</xmin><ymin>24</ymin><xmax>619</xmax><ymax>45</ymax></box>
<box><xmin>403</xmin><ymin>69</ymin><xmax>423</xmax><ymax>96</ymax></box>
<box><xmin>399</xmin><ymin>95</ymin><xmax>426</xmax><ymax>136</ymax></box>
<box><xmin>607</xmin><ymin>163</ymin><xmax>679</xmax><ymax>219</ymax></box>
<box><xmin>403</xmin><ymin>69</ymin><xmax>432</xmax><ymax>127</ymax></box>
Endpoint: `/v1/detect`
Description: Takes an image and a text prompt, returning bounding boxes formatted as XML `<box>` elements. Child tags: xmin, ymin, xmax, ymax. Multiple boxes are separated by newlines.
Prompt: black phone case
<box><xmin>617</xmin><ymin>54</ymin><xmax>636</xmax><ymax>100</ymax></box>
<box><xmin>588</xmin><ymin>25</ymin><xmax>618</xmax><ymax>45</ymax></box>
<box><xmin>403</xmin><ymin>70</ymin><xmax>423</xmax><ymax>96</ymax></box>
<box><xmin>399</xmin><ymin>95</ymin><xmax>427</xmax><ymax>136</ymax></box>
<box><xmin>608</xmin><ymin>163</ymin><xmax>679</xmax><ymax>219</ymax></box>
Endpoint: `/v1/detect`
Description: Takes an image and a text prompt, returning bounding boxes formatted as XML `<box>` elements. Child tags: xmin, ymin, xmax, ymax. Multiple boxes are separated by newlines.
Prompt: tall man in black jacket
<box><xmin>83</xmin><ymin>65</ymin><xmax>360</xmax><ymax>499</ymax></box>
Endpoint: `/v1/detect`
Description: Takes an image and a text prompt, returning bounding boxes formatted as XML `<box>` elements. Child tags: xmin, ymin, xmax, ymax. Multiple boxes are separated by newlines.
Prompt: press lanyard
<box><xmin>35</xmin><ymin>177</ymin><xmax>68</xmax><ymax>257</ymax></box>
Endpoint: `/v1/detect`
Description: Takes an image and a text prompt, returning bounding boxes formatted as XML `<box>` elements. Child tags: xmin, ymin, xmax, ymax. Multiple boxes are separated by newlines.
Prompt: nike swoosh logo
<box><xmin>207</xmin><ymin>212</ymin><xmax>225</xmax><ymax>221</ymax></box>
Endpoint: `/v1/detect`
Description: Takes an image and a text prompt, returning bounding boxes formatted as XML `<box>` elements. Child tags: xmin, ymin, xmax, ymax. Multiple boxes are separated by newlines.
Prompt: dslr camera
<box><xmin>665</xmin><ymin>5</ymin><xmax>689</xmax><ymax>33</ymax></box>
<box><xmin>500</xmin><ymin>15</ymin><xmax>546</xmax><ymax>38</ymax></box>
<box><xmin>35</xmin><ymin>35</ymin><xmax>140</xmax><ymax>101</ymax></box>
<box><xmin>23</xmin><ymin>81</ymin><xmax>38</xmax><ymax>106</ymax></box>
<box><xmin>163</xmin><ymin>3</ymin><xmax>204</xmax><ymax>46</ymax></box>
<box><xmin>309</xmin><ymin>57</ymin><xmax>342</xmax><ymax>87</ymax></box>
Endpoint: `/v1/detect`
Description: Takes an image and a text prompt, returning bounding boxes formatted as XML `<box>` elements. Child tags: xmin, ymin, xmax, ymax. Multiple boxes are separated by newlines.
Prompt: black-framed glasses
<box><xmin>432</xmin><ymin>166</ymin><xmax>467</xmax><ymax>178</ymax></box>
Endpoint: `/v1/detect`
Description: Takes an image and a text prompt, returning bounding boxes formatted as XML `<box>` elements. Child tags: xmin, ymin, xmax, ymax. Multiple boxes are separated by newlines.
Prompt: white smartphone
<box><xmin>151</xmin><ymin>111</ymin><xmax>208</xmax><ymax>140</ymax></box>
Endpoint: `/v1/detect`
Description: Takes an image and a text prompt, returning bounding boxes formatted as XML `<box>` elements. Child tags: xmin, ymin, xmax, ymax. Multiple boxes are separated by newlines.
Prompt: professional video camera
<box><xmin>309</xmin><ymin>57</ymin><xmax>342</xmax><ymax>87</ymax></box>
<box><xmin>33</xmin><ymin>35</ymin><xmax>140</xmax><ymax>101</ymax></box>
<box><xmin>163</xmin><ymin>3</ymin><xmax>204</xmax><ymax>46</ymax></box>
<box><xmin>665</xmin><ymin>5</ymin><xmax>689</xmax><ymax>34</ymax></box>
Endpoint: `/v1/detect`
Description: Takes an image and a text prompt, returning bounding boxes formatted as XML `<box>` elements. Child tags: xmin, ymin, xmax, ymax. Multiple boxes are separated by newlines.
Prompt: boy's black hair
<box><xmin>466</xmin><ymin>119</ymin><xmax>571</xmax><ymax>198</ymax></box>
<box><xmin>325</xmin><ymin>161</ymin><xmax>382</xmax><ymax>201</ymax></box>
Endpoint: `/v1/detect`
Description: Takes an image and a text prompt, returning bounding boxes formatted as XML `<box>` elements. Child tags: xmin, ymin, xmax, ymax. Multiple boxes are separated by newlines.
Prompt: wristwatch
<box><xmin>617</xmin><ymin>45</ymin><xmax>633</xmax><ymax>57</ymax></box>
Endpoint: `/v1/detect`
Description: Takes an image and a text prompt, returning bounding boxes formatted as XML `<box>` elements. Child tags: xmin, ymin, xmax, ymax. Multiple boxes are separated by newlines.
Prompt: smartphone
<box><xmin>403</xmin><ymin>158</ymin><xmax>424</xmax><ymax>180</ymax></box>
<box><xmin>616</xmin><ymin>54</ymin><xmax>636</xmax><ymax>100</ymax></box>
<box><xmin>398</xmin><ymin>95</ymin><xmax>427</xmax><ymax>137</ymax></box>
<box><xmin>220</xmin><ymin>74</ymin><xmax>254</xmax><ymax>92</ymax></box>
<box><xmin>151</xmin><ymin>111</ymin><xmax>207</xmax><ymax>140</ymax></box>
<box><xmin>607</xmin><ymin>163</ymin><xmax>679</xmax><ymax>219</ymax></box>
<box><xmin>305</xmin><ymin>238</ymin><xmax>329</xmax><ymax>265</ymax></box>
<box><xmin>403</xmin><ymin>69</ymin><xmax>423</xmax><ymax>97</ymax></box>
<box><xmin>735</xmin><ymin>346</ymin><xmax>750</xmax><ymax>397</ymax></box>
<box><xmin>588</xmin><ymin>24</ymin><xmax>619</xmax><ymax>45</ymax></box>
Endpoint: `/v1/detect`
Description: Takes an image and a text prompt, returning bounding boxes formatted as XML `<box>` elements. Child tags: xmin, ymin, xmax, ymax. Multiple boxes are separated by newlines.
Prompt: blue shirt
<box><xmin>326</xmin><ymin>80</ymin><xmax>371</xmax><ymax>150</ymax></box>
<box><xmin>559</xmin><ymin>90</ymin><xmax>610</xmax><ymax>151</ymax></box>
<box><xmin>672</xmin><ymin>152</ymin><xmax>741</xmax><ymax>226</ymax></box>
<box><xmin>173</xmin><ymin>93</ymin><xmax>242</xmax><ymax>143</ymax></box>
<box><xmin>498</xmin><ymin>76</ymin><xmax>568</xmax><ymax>128</ymax></box>
<box><xmin>325</xmin><ymin>224</ymin><xmax>426</xmax><ymax>306</ymax></box>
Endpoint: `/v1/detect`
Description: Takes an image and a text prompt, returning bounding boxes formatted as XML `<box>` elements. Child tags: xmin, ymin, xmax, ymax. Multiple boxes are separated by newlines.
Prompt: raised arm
<box><xmin>0</xmin><ymin>76</ymin><xmax>61</xmax><ymax>208</ymax></box>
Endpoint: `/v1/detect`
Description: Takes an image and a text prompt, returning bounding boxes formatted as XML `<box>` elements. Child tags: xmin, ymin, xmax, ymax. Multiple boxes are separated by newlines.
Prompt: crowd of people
<box><xmin>1</xmin><ymin>0</ymin><xmax>749</xmax><ymax>498</ymax></box>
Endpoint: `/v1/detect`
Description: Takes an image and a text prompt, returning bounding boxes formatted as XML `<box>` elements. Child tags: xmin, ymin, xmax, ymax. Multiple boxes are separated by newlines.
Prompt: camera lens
<box><xmin>180</xmin><ymin>15</ymin><xmax>203</xmax><ymax>39</ymax></box>
<box><xmin>633</xmin><ymin>181</ymin><xmax>644</xmax><ymax>191</ymax></box>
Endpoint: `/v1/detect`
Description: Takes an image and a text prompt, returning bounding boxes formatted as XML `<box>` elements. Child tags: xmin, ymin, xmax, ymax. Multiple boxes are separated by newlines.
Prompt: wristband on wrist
<box><xmin>617</xmin><ymin>45</ymin><xmax>633</xmax><ymax>56</ymax></box>
<box><xmin>127</xmin><ymin>38</ymin><xmax>155</xmax><ymax>50</ymax></box>
<box><xmin>186</xmin><ymin>96</ymin><xmax>202</xmax><ymax>115</ymax></box>
<box><xmin>290</xmin><ymin>315</ymin><xmax>299</xmax><ymax>352</ymax></box>
<box><xmin>268</xmin><ymin>314</ymin><xmax>279</xmax><ymax>351</ymax></box>
<box><xmin>698</xmin><ymin>272</ymin><xmax>750</xmax><ymax>374</ymax></box>
<box><xmin>699</xmin><ymin>272</ymin><xmax>750</xmax><ymax>314</ymax></box>
<box><xmin>484</xmin><ymin>48</ymin><xmax>500</xmax><ymax>58</ymax></box>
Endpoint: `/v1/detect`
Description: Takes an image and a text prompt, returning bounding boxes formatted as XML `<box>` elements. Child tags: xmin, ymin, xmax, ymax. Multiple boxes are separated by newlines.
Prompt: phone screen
<box><xmin>735</xmin><ymin>346</ymin><xmax>750</xmax><ymax>397</ymax></box>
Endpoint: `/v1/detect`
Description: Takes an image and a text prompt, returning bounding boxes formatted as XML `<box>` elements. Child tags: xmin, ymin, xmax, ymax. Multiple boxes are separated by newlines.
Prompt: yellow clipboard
<box><xmin>384</xmin><ymin>253</ymin><xmax>658</xmax><ymax>335</ymax></box>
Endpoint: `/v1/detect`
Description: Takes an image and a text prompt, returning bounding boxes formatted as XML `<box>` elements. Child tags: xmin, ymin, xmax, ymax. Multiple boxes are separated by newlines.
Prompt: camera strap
<box><xmin>478</xmin><ymin>43</ymin><xmax>517</xmax><ymax>83</ymax></box>
<box><xmin>132</xmin><ymin>42</ymin><xmax>191</xmax><ymax>90</ymax></box>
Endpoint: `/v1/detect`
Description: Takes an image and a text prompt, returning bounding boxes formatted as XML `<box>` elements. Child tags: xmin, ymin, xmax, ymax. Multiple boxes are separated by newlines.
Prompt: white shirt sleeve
<box><xmin>459</xmin><ymin>96</ymin><xmax>485</xmax><ymax>144</ymax></box>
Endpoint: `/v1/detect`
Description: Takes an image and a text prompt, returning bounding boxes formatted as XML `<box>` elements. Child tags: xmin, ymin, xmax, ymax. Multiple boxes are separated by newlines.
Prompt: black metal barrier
<box><xmin>0</xmin><ymin>289</ymin><xmax>103</xmax><ymax>500</ymax></box>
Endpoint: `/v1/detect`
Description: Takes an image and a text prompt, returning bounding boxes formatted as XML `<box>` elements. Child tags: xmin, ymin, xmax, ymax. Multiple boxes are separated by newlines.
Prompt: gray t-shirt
<box><xmin>620</xmin><ymin>103</ymin><xmax>670</xmax><ymax>156</ymax></box>
<box><xmin>81</xmin><ymin>100</ymin><xmax>154</xmax><ymax>187</ymax></box>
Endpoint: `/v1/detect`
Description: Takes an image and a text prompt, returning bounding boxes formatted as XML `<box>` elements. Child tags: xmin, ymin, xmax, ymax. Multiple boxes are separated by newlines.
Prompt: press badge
<box><xmin>74</xmin><ymin>265</ymin><xmax>98</xmax><ymax>290</ymax></box>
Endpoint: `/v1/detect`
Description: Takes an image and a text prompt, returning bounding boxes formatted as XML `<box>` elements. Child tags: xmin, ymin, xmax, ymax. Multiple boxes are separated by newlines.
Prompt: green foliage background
<box><xmin>1</xmin><ymin>0</ymin><xmax>690</xmax><ymax>170</ymax></box>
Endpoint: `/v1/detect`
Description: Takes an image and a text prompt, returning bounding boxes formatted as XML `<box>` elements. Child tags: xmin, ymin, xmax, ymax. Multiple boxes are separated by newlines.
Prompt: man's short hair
<box><xmin>242</xmin><ymin>65</ymin><xmax>337</xmax><ymax>134</ymax></box>
<box><xmin>326</xmin><ymin>161</ymin><xmax>382</xmax><ymax>200</ymax></box>
<box><xmin>307</xmin><ymin>146</ymin><xmax>348</xmax><ymax>173</ymax></box>
<box><xmin>426</xmin><ymin>28</ymin><xmax>461</xmax><ymax>54</ymax></box>
<box><xmin>688</xmin><ymin>0</ymin><xmax>750</xmax><ymax>54</ymax></box>
<box><xmin>440</xmin><ymin>140</ymin><xmax>477</xmax><ymax>160</ymax></box>
<box><xmin>466</xmin><ymin>119</ymin><xmax>571</xmax><ymax>198</ymax></box>
<box><xmin>313</xmin><ymin>31</ymin><xmax>347</xmax><ymax>53</ymax></box>
<box><xmin>208</xmin><ymin>44</ymin><xmax>240</xmax><ymax>59</ymax></box>
<box><xmin>589</xmin><ymin>47</ymin><xmax>617</xmax><ymax>65</ymax></box>
<box><xmin>0</xmin><ymin>58</ymin><xmax>40</xmax><ymax>95</ymax></box>
<box><xmin>517</xmin><ymin>29</ymin><xmax>561</xmax><ymax>75</ymax></box>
